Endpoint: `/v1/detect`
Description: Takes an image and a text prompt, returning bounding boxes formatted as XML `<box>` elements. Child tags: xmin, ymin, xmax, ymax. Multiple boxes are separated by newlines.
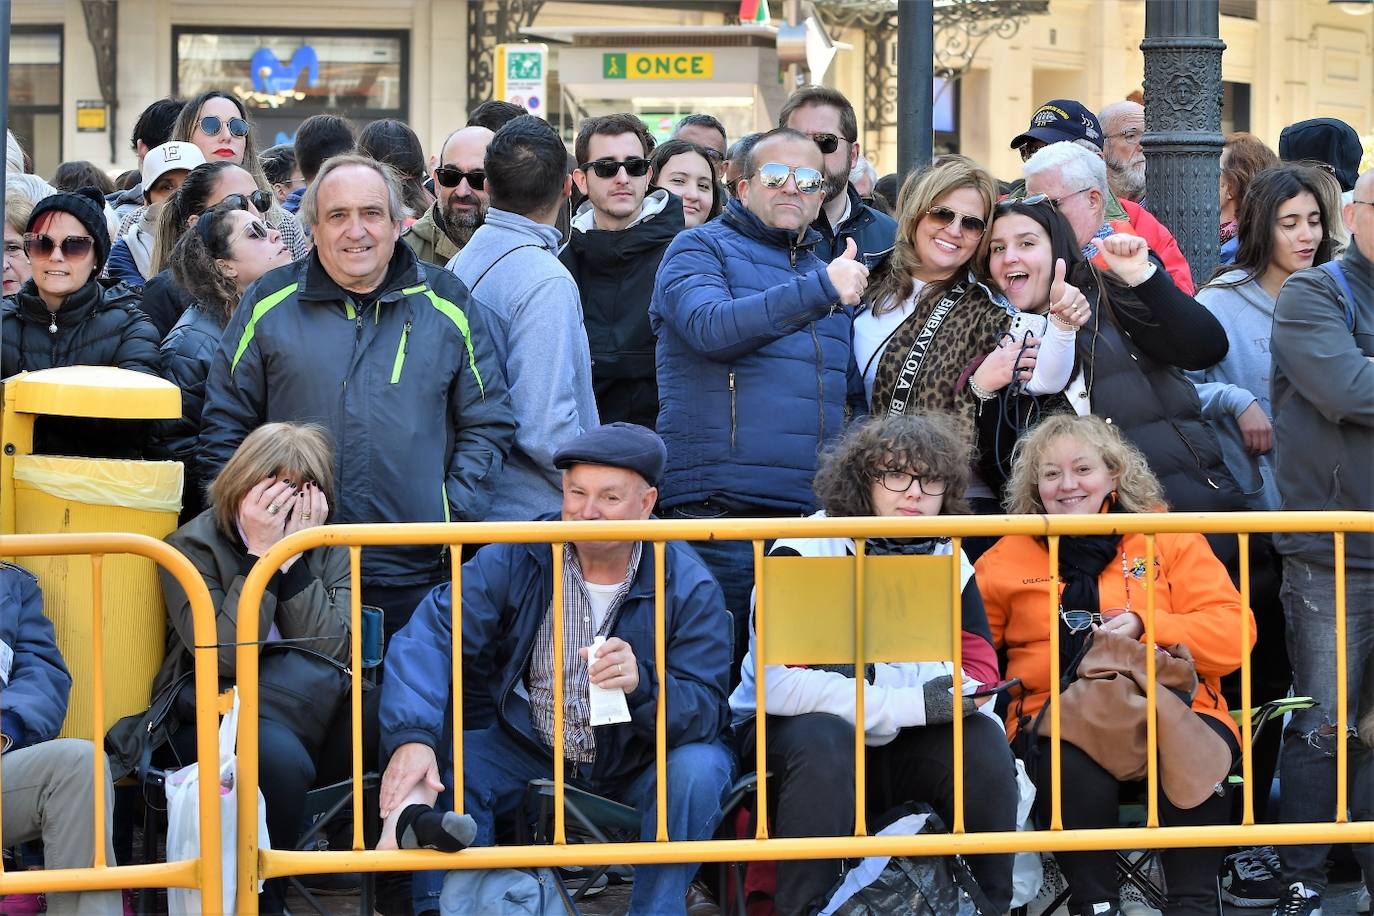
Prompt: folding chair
<box><xmin>287</xmin><ymin>772</ymin><xmax>382</xmax><ymax>915</ymax></box>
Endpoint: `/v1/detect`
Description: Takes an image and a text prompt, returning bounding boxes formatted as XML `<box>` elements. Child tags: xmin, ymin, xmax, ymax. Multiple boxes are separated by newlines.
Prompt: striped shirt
<box><xmin>528</xmin><ymin>542</ymin><xmax>642</xmax><ymax>763</ymax></box>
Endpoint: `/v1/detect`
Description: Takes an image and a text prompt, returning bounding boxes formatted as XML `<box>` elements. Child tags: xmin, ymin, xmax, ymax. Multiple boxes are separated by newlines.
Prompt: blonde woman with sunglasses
<box><xmin>155</xmin><ymin>199</ymin><xmax>292</xmax><ymax>519</ymax></box>
<box><xmin>0</xmin><ymin>187</ymin><xmax>159</xmax><ymax>454</ymax></box>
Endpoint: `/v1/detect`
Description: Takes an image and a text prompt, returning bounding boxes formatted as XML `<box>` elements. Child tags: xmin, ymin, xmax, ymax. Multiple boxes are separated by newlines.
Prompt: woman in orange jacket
<box><xmin>976</xmin><ymin>414</ymin><xmax>1255</xmax><ymax>916</ymax></box>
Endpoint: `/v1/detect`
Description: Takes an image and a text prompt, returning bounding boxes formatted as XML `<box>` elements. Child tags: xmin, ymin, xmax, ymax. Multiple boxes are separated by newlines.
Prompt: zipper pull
<box><xmin>403</xmin><ymin>320</ymin><xmax>412</xmax><ymax>354</ymax></box>
<box><xmin>49</xmin><ymin>318</ymin><xmax>57</xmax><ymax>334</ymax></box>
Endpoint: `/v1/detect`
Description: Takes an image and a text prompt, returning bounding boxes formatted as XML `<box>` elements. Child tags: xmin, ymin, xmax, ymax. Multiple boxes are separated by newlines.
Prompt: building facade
<box><xmin>8</xmin><ymin>0</ymin><xmax>1371</xmax><ymax>182</ymax></box>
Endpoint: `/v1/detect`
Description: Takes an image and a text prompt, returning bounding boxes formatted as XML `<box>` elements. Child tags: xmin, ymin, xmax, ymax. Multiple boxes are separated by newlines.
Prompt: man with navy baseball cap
<box><xmin>1010</xmin><ymin>98</ymin><xmax>1106</xmax><ymax>161</ymax></box>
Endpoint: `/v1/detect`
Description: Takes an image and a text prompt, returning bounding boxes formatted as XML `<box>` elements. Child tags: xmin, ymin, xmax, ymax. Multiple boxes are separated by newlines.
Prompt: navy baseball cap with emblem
<box><xmin>553</xmin><ymin>422</ymin><xmax>667</xmax><ymax>488</ymax></box>
<box><xmin>1010</xmin><ymin>99</ymin><xmax>1105</xmax><ymax>151</ymax></box>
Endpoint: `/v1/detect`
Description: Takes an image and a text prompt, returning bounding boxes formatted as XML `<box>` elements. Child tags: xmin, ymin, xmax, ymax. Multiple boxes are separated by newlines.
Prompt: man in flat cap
<box><xmin>377</xmin><ymin>423</ymin><xmax>735</xmax><ymax>914</ymax></box>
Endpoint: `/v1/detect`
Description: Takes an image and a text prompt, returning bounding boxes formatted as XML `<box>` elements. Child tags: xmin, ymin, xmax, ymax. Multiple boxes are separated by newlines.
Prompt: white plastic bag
<box><xmin>165</xmin><ymin>687</ymin><xmax>271</xmax><ymax>915</ymax></box>
<box><xmin>1010</xmin><ymin>757</ymin><xmax>1044</xmax><ymax>907</ymax></box>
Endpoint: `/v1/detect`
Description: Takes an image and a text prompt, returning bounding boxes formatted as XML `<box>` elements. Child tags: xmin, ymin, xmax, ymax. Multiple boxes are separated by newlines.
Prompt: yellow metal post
<box><xmin>950</xmin><ymin>538</ymin><xmax>964</xmax><ymax>834</ymax></box>
<box><xmin>451</xmin><ymin>548</ymin><xmax>465</xmax><ymax>814</ymax></box>
<box><xmin>1336</xmin><ymin>532</ymin><xmax>1348</xmax><ymax>824</ymax></box>
<box><xmin>654</xmin><ymin>541</ymin><xmax>668</xmax><ymax>842</ymax></box>
<box><xmin>350</xmin><ymin>547</ymin><xmax>364</xmax><ymax>851</ymax></box>
<box><xmin>89</xmin><ymin>554</ymin><xmax>106</xmax><ymax>868</ymax></box>
<box><xmin>551</xmin><ymin>542</ymin><xmax>567</xmax><ymax>844</ymax></box>
<box><xmin>1048</xmin><ymin>535</ymin><xmax>1062</xmax><ymax>831</ymax></box>
<box><xmin>1144</xmin><ymin>535</ymin><xmax>1159</xmax><ymax>828</ymax></box>
<box><xmin>853</xmin><ymin>537</ymin><xmax>867</xmax><ymax>837</ymax></box>
<box><xmin>1239</xmin><ymin>533</ymin><xmax>1254</xmax><ymax>826</ymax></box>
<box><xmin>753</xmin><ymin>539</ymin><xmax>769</xmax><ymax>839</ymax></box>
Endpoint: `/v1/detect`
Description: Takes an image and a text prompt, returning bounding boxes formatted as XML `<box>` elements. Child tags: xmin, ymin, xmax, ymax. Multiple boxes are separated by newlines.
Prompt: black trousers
<box><xmin>1030</xmin><ymin>713</ymin><xmax>1237</xmax><ymax>916</ymax></box>
<box><xmin>740</xmin><ymin>711</ymin><xmax>1019</xmax><ymax>915</ymax></box>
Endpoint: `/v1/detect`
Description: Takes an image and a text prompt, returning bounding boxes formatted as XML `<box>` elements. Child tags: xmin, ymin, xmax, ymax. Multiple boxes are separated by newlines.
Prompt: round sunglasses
<box><xmin>579</xmin><ymin>157</ymin><xmax>652</xmax><ymax>179</ymax></box>
<box><xmin>755</xmin><ymin>162</ymin><xmax>824</xmax><ymax>194</ymax></box>
<box><xmin>23</xmin><ymin>233</ymin><xmax>94</xmax><ymax>260</ymax></box>
<box><xmin>923</xmin><ymin>205</ymin><xmax>987</xmax><ymax>238</ymax></box>
<box><xmin>435</xmin><ymin>166</ymin><xmax>486</xmax><ymax>190</ymax></box>
<box><xmin>199</xmin><ymin>115</ymin><xmax>251</xmax><ymax>138</ymax></box>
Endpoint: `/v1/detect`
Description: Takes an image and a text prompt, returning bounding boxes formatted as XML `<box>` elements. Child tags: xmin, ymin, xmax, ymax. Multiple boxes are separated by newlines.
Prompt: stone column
<box><xmin>1140</xmin><ymin>0</ymin><xmax>1226</xmax><ymax>287</ymax></box>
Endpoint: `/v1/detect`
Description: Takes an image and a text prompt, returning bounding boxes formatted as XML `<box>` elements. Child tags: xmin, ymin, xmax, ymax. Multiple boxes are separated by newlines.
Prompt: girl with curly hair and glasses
<box><xmin>728</xmin><ymin>412</ymin><xmax>1019</xmax><ymax>914</ymax></box>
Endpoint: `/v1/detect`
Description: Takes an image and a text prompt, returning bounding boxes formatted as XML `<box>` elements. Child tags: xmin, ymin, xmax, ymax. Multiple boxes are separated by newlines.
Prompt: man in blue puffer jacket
<box><xmin>650</xmin><ymin>127</ymin><xmax>869</xmax><ymax>675</ymax></box>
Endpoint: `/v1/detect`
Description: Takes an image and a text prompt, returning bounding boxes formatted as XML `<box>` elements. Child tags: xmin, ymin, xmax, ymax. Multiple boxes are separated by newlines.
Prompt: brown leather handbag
<box><xmin>1053</xmin><ymin>628</ymin><xmax>1231</xmax><ymax>809</ymax></box>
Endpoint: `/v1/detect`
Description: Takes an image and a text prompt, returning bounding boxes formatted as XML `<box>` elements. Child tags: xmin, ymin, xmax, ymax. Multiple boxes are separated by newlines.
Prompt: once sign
<box><xmin>602</xmin><ymin>52</ymin><xmax>714</xmax><ymax>80</ymax></box>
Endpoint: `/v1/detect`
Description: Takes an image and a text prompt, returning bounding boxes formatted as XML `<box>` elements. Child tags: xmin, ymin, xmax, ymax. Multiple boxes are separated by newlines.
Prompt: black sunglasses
<box><xmin>435</xmin><ymin>166</ymin><xmax>486</xmax><ymax>190</ymax></box>
<box><xmin>23</xmin><ymin>233</ymin><xmax>95</xmax><ymax>260</ymax></box>
<box><xmin>217</xmin><ymin>191</ymin><xmax>274</xmax><ymax>215</ymax></box>
<box><xmin>808</xmin><ymin>132</ymin><xmax>842</xmax><ymax>155</ymax></box>
<box><xmin>579</xmin><ymin>157</ymin><xmax>651</xmax><ymax>179</ymax></box>
<box><xmin>199</xmin><ymin>115</ymin><xmax>251</xmax><ymax>138</ymax></box>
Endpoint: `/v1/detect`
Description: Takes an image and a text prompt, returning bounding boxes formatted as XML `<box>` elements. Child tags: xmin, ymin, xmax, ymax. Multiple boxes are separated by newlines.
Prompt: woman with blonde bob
<box><xmin>134</xmin><ymin>422</ymin><xmax>374</xmax><ymax>914</ymax></box>
<box><xmin>976</xmin><ymin>415</ymin><xmax>1254</xmax><ymax>916</ymax></box>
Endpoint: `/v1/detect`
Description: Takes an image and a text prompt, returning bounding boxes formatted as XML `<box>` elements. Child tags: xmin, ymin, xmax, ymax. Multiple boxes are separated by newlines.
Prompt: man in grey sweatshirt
<box><xmin>447</xmin><ymin>116</ymin><xmax>599</xmax><ymax>521</ymax></box>
<box><xmin>1269</xmin><ymin>168</ymin><xmax>1374</xmax><ymax>915</ymax></box>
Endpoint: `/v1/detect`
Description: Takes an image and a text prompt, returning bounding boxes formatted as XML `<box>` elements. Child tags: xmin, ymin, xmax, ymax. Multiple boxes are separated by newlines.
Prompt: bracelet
<box><xmin>967</xmin><ymin>377</ymin><xmax>997</xmax><ymax>401</ymax></box>
<box><xmin>1048</xmin><ymin>314</ymin><xmax>1078</xmax><ymax>333</ymax></box>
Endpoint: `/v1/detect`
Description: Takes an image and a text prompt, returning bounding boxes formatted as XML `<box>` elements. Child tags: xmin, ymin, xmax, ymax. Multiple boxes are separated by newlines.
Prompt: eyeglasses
<box><xmin>1018</xmin><ymin>141</ymin><xmax>1046</xmax><ymax>163</ymax></box>
<box><xmin>579</xmin><ymin>157</ymin><xmax>652</xmax><ymax>179</ymax></box>
<box><xmin>1051</xmin><ymin>187</ymin><xmax>1093</xmax><ymax>208</ymax></box>
<box><xmin>807</xmin><ymin>132</ymin><xmax>842</xmax><ymax>155</ymax></box>
<box><xmin>1060</xmin><ymin>609</ymin><xmax>1102</xmax><ymax>633</ymax></box>
<box><xmin>435</xmin><ymin>166</ymin><xmax>487</xmax><ymax>190</ymax></box>
<box><xmin>755</xmin><ymin>162</ymin><xmax>825</xmax><ymax>194</ymax></box>
<box><xmin>1106</xmin><ymin>129</ymin><xmax>1143</xmax><ymax>145</ymax></box>
<box><xmin>22</xmin><ymin>233</ymin><xmax>94</xmax><ymax>260</ymax></box>
<box><xmin>199</xmin><ymin>115</ymin><xmax>250</xmax><ymax>138</ymax></box>
<box><xmin>1354</xmin><ymin>200</ymin><xmax>1374</xmax><ymax>208</ymax></box>
<box><xmin>872</xmin><ymin>469</ymin><xmax>948</xmax><ymax>496</ymax></box>
<box><xmin>230</xmin><ymin>218</ymin><xmax>272</xmax><ymax>246</ymax></box>
<box><xmin>217</xmin><ymin>191</ymin><xmax>274</xmax><ymax>215</ymax></box>
<box><xmin>923</xmin><ymin>205</ymin><xmax>987</xmax><ymax>238</ymax></box>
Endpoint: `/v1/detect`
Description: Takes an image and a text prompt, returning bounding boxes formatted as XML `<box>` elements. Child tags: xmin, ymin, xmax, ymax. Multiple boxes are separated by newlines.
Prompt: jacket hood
<box><xmin>571</xmin><ymin>188</ymin><xmax>675</xmax><ymax>233</ymax></box>
<box><xmin>720</xmin><ymin>197</ymin><xmax>823</xmax><ymax>252</ymax></box>
<box><xmin>481</xmin><ymin>207</ymin><xmax>563</xmax><ymax>256</ymax></box>
<box><xmin>566</xmin><ymin>190</ymin><xmax>684</xmax><ymax>265</ymax></box>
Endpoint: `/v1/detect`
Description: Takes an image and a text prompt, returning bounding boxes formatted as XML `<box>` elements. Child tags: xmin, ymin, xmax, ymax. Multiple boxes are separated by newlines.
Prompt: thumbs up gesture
<box><xmin>826</xmin><ymin>237</ymin><xmax>870</xmax><ymax>306</ymax></box>
<box><xmin>1046</xmin><ymin>258</ymin><xmax>1091</xmax><ymax>329</ymax></box>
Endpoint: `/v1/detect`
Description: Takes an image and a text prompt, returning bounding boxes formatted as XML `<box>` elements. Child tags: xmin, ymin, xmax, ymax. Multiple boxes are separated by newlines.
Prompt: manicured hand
<box><xmin>239</xmin><ymin>477</ymin><xmax>296</xmax><ymax>556</ymax></box>
<box><xmin>1047</xmin><ymin>258</ymin><xmax>1091</xmax><ymax>328</ymax></box>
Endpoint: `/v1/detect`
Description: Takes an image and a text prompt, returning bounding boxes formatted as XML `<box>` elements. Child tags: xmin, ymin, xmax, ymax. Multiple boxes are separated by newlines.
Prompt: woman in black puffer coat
<box><xmin>0</xmin><ymin>187</ymin><xmax>160</xmax><ymax>457</ymax></box>
<box><xmin>155</xmin><ymin>197</ymin><xmax>292</xmax><ymax>519</ymax></box>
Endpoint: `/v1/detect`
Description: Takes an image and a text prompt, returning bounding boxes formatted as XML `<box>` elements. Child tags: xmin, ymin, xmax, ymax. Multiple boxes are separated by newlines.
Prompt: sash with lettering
<box><xmin>871</xmin><ymin>279</ymin><xmax>973</xmax><ymax>418</ymax></box>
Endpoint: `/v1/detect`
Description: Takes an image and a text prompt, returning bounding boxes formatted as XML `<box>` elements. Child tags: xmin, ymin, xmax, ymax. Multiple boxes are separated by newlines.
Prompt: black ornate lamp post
<box><xmin>1140</xmin><ymin>0</ymin><xmax>1226</xmax><ymax>287</ymax></box>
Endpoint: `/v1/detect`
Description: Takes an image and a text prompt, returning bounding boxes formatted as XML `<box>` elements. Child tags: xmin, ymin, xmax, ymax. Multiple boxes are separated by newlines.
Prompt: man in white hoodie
<box><xmin>560</xmin><ymin>114</ymin><xmax>686</xmax><ymax>429</ymax></box>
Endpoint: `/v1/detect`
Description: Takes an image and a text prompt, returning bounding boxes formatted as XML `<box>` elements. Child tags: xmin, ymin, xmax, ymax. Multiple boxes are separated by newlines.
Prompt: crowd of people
<box><xmin>0</xmin><ymin>83</ymin><xmax>1370</xmax><ymax>916</ymax></box>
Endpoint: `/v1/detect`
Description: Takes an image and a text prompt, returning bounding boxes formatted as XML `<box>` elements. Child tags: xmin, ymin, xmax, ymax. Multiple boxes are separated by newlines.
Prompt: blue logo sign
<box><xmin>251</xmin><ymin>46</ymin><xmax>320</xmax><ymax>95</ymax></box>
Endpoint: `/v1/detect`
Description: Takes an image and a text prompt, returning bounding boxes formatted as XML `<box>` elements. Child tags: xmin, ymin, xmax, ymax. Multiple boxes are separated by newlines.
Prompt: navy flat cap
<box><xmin>553</xmin><ymin>422</ymin><xmax>667</xmax><ymax>487</ymax></box>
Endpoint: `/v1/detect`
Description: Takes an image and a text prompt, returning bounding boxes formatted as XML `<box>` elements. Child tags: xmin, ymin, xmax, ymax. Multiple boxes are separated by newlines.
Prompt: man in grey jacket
<box><xmin>1269</xmin><ymin>168</ymin><xmax>1374</xmax><ymax>916</ymax></box>
<box><xmin>447</xmin><ymin>116</ymin><xmax>599</xmax><ymax>521</ymax></box>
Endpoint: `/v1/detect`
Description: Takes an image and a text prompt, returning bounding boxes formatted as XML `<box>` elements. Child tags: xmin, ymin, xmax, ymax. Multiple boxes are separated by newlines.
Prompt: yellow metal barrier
<box><xmin>0</xmin><ymin>533</ymin><xmax>222</xmax><ymax>902</ymax></box>
<box><xmin>233</xmin><ymin>511</ymin><xmax>1374</xmax><ymax>911</ymax></box>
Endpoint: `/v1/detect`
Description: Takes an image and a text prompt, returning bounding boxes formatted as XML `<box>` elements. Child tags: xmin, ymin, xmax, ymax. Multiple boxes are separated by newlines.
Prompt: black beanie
<box><xmin>1279</xmin><ymin>118</ymin><xmax>1363</xmax><ymax>193</ymax></box>
<box><xmin>26</xmin><ymin>186</ymin><xmax>112</xmax><ymax>268</ymax></box>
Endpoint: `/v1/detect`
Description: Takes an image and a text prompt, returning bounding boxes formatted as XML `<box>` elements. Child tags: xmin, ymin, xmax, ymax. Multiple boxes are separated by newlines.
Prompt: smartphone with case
<box><xmin>1007</xmin><ymin>310</ymin><xmax>1048</xmax><ymax>342</ymax></box>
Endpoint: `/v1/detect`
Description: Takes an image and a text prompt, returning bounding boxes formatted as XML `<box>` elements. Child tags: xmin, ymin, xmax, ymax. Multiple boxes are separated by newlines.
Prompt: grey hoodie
<box><xmin>447</xmin><ymin>208</ymin><xmax>599</xmax><ymax>521</ymax></box>
<box><xmin>1271</xmin><ymin>241</ymin><xmax>1374</xmax><ymax>567</ymax></box>
<box><xmin>1188</xmin><ymin>269</ymin><xmax>1279</xmax><ymax>510</ymax></box>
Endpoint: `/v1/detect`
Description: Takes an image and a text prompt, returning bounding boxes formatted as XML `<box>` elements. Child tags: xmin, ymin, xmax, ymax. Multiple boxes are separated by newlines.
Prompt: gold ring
<box><xmin>302</xmin><ymin>512</ymin><xmax>312</xmax><ymax>520</ymax></box>
<box><xmin>617</xmin><ymin>663</ymin><xmax>623</xmax><ymax>674</ymax></box>
<box><xmin>267</xmin><ymin>503</ymin><xmax>281</xmax><ymax>515</ymax></box>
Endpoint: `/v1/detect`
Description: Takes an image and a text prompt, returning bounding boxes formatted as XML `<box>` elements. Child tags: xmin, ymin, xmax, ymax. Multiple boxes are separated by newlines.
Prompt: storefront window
<box><xmin>175</xmin><ymin>29</ymin><xmax>407</xmax><ymax>147</ymax></box>
<box><xmin>7</xmin><ymin>28</ymin><xmax>63</xmax><ymax>178</ymax></box>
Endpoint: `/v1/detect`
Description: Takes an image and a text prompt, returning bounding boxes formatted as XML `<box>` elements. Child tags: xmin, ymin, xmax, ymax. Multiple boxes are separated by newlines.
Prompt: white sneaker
<box><xmin>1356</xmin><ymin>885</ymin><xmax>1370</xmax><ymax>914</ymax></box>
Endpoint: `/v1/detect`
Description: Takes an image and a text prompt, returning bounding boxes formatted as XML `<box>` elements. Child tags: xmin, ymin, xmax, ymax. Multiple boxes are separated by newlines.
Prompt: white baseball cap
<box><xmin>142</xmin><ymin>141</ymin><xmax>207</xmax><ymax>201</ymax></box>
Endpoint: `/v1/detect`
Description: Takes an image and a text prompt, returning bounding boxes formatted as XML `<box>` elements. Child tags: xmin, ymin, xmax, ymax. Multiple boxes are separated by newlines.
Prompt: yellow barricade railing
<box><xmin>233</xmin><ymin>511</ymin><xmax>1374</xmax><ymax>911</ymax></box>
<box><xmin>0</xmin><ymin>533</ymin><xmax>222</xmax><ymax>902</ymax></box>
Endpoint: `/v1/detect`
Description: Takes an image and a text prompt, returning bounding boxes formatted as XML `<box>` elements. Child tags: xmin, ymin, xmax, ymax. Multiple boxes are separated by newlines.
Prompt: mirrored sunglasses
<box><xmin>755</xmin><ymin>162</ymin><xmax>825</xmax><ymax>194</ymax></box>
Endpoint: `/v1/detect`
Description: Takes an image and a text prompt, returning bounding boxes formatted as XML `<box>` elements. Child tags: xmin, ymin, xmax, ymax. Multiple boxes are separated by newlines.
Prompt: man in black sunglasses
<box><xmin>779</xmin><ymin>86</ymin><xmax>896</xmax><ymax>265</ymax></box>
<box><xmin>403</xmin><ymin>125</ymin><xmax>494</xmax><ymax>267</ymax></box>
<box><xmin>563</xmin><ymin>114</ymin><xmax>685</xmax><ymax>429</ymax></box>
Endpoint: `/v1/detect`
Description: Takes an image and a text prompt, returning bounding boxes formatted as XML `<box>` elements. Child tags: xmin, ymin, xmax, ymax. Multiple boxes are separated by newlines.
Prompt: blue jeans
<box><xmin>1277</xmin><ymin>557</ymin><xmax>1374</xmax><ymax>891</ymax></box>
<box><xmin>462</xmin><ymin>723</ymin><xmax>735</xmax><ymax>914</ymax></box>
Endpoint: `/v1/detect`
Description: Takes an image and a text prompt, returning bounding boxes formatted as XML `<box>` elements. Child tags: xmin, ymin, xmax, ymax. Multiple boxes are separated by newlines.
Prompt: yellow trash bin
<box><xmin>1</xmin><ymin>366</ymin><xmax>183</xmax><ymax>740</ymax></box>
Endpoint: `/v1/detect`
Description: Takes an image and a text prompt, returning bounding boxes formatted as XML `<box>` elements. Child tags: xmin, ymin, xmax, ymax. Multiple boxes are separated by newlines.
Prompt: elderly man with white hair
<box><xmin>1023</xmin><ymin>140</ymin><xmax>1195</xmax><ymax>293</ymax></box>
<box><xmin>1099</xmin><ymin>100</ymin><xmax>1147</xmax><ymax>204</ymax></box>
